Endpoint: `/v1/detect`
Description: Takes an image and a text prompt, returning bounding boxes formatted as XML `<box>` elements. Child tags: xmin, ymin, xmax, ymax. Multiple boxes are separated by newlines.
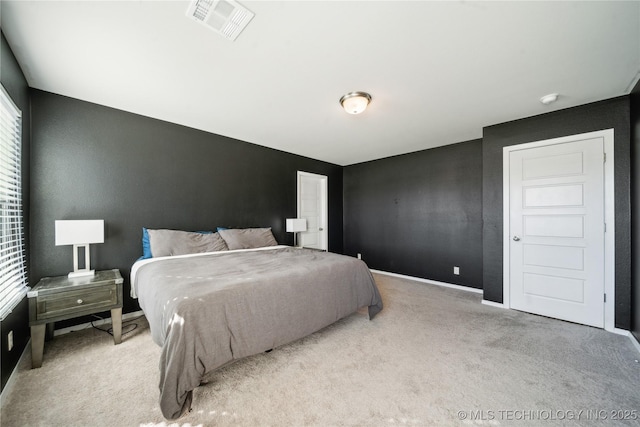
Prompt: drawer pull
<box><xmin>77</xmin><ymin>299</ymin><xmax>83</xmax><ymax>304</ymax></box>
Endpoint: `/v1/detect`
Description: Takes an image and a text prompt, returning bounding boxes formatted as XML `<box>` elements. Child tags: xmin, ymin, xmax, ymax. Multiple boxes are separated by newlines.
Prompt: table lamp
<box><xmin>286</xmin><ymin>218</ymin><xmax>307</xmax><ymax>247</ymax></box>
<box><xmin>55</xmin><ymin>220</ymin><xmax>104</xmax><ymax>278</ymax></box>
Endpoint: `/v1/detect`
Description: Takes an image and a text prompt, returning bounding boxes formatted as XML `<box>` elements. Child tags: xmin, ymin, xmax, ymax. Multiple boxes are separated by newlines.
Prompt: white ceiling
<box><xmin>2</xmin><ymin>1</ymin><xmax>639</xmax><ymax>166</ymax></box>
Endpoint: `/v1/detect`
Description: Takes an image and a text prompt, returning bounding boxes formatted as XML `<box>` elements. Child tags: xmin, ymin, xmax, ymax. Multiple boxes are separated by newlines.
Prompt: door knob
<box><xmin>513</xmin><ymin>236</ymin><xmax>520</xmax><ymax>241</ymax></box>
<box><xmin>319</xmin><ymin>227</ymin><xmax>324</xmax><ymax>231</ymax></box>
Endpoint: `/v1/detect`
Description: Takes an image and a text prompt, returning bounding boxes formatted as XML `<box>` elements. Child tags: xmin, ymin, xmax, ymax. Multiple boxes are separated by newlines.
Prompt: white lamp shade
<box><xmin>55</xmin><ymin>220</ymin><xmax>104</xmax><ymax>246</ymax></box>
<box><xmin>286</xmin><ymin>218</ymin><xmax>307</xmax><ymax>233</ymax></box>
<box><xmin>342</xmin><ymin>96</ymin><xmax>368</xmax><ymax>114</ymax></box>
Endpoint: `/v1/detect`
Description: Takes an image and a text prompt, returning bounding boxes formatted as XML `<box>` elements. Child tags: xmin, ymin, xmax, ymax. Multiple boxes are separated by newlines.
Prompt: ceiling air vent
<box><xmin>186</xmin><ymin>0</ymin><xmax>255</xmax><ymax>41</ymax></box>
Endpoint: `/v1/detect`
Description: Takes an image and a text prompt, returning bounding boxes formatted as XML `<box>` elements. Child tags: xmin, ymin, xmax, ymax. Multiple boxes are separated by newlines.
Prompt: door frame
<box><xmin>297</xmin><ymin>171</ymin><xmax>328</xmax><ymax>250</ymax></box>
<box><xmin>502</xmin><ymin>129</ymin><xmax>615</xmax><ymax>331</ymax></box>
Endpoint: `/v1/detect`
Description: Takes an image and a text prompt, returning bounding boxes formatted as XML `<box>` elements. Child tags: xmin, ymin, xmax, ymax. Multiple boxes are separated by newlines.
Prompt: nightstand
<box><xmin>28</xmin><ymin>269</ymin><xmax>123</xmax><ymax>368</ymax></box>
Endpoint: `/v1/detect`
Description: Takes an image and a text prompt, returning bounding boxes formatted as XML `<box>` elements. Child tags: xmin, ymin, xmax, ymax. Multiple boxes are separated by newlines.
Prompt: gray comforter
<box><xmin>133</xmin><ymin>247</ymin><xmax>383</xmax><ymax>420</ymax></box>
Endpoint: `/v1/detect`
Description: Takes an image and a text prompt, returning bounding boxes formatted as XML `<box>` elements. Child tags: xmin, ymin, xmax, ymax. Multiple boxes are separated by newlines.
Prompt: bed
<box><xmin>131</xmin><ymin>228</ymin><xmax>383</xmax><ymax>420</ymax></box>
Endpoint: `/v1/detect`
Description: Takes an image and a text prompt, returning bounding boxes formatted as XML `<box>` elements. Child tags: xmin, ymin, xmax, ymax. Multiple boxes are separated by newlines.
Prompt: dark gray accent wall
<box><xmin>344</xmin><ymin>140</ymin><xmax>483</xmax><ymax>288</ymax></box>
<box><xmin>1</xmin><ymin>31</ymin><xmax>31</xmax><ymax>392</ymax></box>
<box><xmin>631</xmin><ymin>80</ymin><xmax>640</xmax><ymax>343</ymax></box>
<box><xmin>482</xmin><ymin>97</ymin><xmax>632</xmax><ymax>330</ymax></box>
<box><xmin>30</xmin><ymin>90</ymin><xmax>343</xmax><ymax>317</ymax></box>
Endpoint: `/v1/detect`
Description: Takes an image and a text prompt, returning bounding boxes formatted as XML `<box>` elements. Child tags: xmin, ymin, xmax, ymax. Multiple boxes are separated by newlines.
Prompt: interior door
<box><xmin>509</xmin><ymin>136</ymin><xmax>605</xmax><ymax>327</ymax></box>
<box><xmin>297</xmin><ymin>172</ymin><xmax>328</xmax><ymax>250</ymax></box>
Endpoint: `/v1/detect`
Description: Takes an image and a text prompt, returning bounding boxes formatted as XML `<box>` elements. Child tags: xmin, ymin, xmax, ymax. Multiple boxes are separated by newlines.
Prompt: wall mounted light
<box><xmin>340</xmin><ymin>91</ymin><xmax>372</xmax><ymax>114</ymax></box>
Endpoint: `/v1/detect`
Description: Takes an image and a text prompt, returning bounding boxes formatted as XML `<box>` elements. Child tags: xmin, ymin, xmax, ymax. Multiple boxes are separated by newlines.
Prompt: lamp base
<box><xmin>68</xmin><ymin>269</ymin><xmax>95</xmax><ymax>279</ymax></box>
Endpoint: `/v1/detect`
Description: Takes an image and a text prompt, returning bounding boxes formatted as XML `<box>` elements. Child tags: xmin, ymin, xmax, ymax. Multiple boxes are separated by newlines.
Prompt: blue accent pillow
<box><xmin>142</xmin><ymin>228</ymin><xmax>214</xmax><ymax>259</ymax></box>
<box><xmin>142</xmin><ymin>227</ymin><xmax>152</xmax><ymax>259</ymax></box>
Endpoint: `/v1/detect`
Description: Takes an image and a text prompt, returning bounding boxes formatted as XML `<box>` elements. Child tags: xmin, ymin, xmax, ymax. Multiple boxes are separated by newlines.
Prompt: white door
<box><xmin>297</xmin><ymin>171</ymin><xmax>328</xmax><ymax>250</ymax></box>
<box><xmin>508</xmin><ymin>136</ymin><xmax>605</xmax><ymax>327</ymax></box>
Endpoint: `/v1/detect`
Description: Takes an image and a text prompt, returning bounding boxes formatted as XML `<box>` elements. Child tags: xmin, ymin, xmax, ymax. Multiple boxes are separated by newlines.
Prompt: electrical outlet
<box><xmin>8</xmin><ymin>330</ymin><xmax>13</xmax><ymax>351</ymax></box>
<box><xmin>357</xmin><ymin>253</ymin><xmax>362</xmax><ymax>260</ymax></box>
<box><xmin>453</xmin><ymin>266</ymin><xmax>460</xmax><ymax>275</ymax></box>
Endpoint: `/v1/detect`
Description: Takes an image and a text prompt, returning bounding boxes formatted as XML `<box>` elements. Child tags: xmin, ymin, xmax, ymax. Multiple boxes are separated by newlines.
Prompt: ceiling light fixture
<box><xmin>340</xmin><ymin>91</ymin><xmax>372</xmax><ymax>114</ymax></box>
<box><xmin>539</xmin><ymin>93</ymin><xmax>559</xmax><ymax>105</ymax></box>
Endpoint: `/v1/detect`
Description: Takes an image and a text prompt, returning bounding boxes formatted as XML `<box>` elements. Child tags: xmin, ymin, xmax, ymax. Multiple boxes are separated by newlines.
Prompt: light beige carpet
<box><xmin>2</xmin><ymin>273</ymin><xmax>639</xmax><ymax>426</ymax></box>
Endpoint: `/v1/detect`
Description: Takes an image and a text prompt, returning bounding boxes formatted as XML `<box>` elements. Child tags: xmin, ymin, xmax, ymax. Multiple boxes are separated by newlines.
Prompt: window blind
<box><xmin>0</xmin><ymin>85</ymin><xmax>27</xmax><ymax>321</ymax></box>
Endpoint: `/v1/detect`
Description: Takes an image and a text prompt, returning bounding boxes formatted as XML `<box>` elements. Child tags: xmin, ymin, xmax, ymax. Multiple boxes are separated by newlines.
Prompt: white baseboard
<box><xmin>629</xmin><ymin>333</ymin><xmax>640</xmax><ymax>354</ymax></box>
<box><xmin>611</xmin><ymin>327</ymin><xmax>630</xmax><ymax>336</ymax></box>
<box><xmin>481</xmin><ymin>299</ymin><xmax>507</xmax><ymax>309</ymax></box>
<box><xmin>54</xmin><ymin>310</ymin><xmax>145</xmax><ymax>337</ymax></box>
<box><xmin>609</xmin><ymin>328</ymin><xmax>640</xmax><ymax>355</ymax></box>
<box><xmin>0</xmin><ymin>337</ymin><xmax>30</xmax><ymax>407</ymax></box>
<box><xmin>370</xmin><ymin>269</ymin><xmax>483</xmax><ymax>294</ymax></box>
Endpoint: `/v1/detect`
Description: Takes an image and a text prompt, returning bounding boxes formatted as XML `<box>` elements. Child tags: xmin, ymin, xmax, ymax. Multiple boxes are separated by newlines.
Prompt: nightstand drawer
<box><xmin>35</xmin><ymin>285</ymin><xmax>118</xmax><ymax>321</ymax></box>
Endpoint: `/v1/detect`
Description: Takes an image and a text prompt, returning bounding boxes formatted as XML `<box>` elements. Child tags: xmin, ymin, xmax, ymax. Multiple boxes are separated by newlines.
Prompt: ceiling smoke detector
<box><xmin>186</xmin><ymin>0</ymin><xmax>255</xmax><ymax>41</ymax></box>
<box><xmin>540</xmin><ymin>93</ymin><xmax>559</xmax><ymax>105</ymax></box>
